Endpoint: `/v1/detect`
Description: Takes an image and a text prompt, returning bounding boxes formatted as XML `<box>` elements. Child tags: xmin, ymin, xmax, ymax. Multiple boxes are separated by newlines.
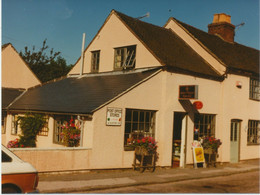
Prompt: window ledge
<box><xmin>247</xmin><ymin>143</ymin><xmax>260</xmax><ymax>146</ymax></box>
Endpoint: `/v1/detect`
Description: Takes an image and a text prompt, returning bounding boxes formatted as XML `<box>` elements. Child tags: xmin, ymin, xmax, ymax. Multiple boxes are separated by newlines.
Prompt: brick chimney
<box><xmin>208</xmin><ymin>13</ymin><xmax>235</xmax><ymax>43</ymax></box>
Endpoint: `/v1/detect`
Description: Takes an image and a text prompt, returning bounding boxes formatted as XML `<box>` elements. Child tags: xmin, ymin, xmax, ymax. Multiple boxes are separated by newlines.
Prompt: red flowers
<box><xmin>60</xmin><ymin>118</ymin><xmax>81</xmax><ymax>147</ymax></box>
<box><xmin>201</xmin><ymin>136</ymin><xmax>222</xmax><ymax>151</ymax></box>
<box><xmin>132</xmin><ymin>136</ymin><xmax>158</xmax><ymax>154</ymax></box>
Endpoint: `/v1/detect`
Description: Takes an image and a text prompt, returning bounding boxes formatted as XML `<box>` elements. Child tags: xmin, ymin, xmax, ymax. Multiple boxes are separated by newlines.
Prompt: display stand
<box><xmin>192</xmin><ymin>147</ymin><xmax>206</xmax><ymax>168</ymax></box>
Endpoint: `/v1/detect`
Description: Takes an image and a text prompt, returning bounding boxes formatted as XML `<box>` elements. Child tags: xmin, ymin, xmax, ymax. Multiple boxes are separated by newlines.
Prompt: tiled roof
<box><xmin>174</xmin><ymin>18</ymin><xmax>259</xmax><ymax>77</ymax></box>
<box><xmin>2</xmin><ymin>88</ymin><xmax>25</xmax><ymax>109</ymax></box>
<box><xmin>8</xmin><ymin>68</ymin><xmax>160</xmax><ymax>115</ymax></box>
<box><xmin>114</xmin><ymin>10</ymin><xmax>222</xmax><ymax>79</ymax></box>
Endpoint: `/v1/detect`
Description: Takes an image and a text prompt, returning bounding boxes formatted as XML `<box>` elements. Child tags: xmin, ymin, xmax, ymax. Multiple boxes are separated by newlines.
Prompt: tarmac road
<box><xmin>76</xmin><ymin>171</ymin><xmax>259</xmax><ymax>193</ymax></box>
<box><xmin>38</xmin><ymin>159</ymin><xmax>259</xmax><ymax>193</ymax></box>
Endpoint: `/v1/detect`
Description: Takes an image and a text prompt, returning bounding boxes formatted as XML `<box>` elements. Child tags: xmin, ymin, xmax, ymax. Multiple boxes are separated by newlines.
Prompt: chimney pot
<box><xmin>208</xmin><ymin>13</ymin><xmax>235</xmax><ymax>43</ymax></box>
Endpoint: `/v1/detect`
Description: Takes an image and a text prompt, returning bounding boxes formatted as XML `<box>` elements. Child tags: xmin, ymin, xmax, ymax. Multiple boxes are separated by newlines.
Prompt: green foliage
<box><xmin>19</xmin><ymin>39</ymin><xmax>73</xmax><ymax>83</ymax></box>
<box><xmin>18</xmin><ymin>113</ymin><xmax>47</xmax><ymax>147</ymax></box>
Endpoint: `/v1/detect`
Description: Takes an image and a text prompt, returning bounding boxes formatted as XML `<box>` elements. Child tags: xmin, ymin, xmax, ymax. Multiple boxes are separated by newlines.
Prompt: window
<box><xmin>247</xmin><ymin>120</ymin><xmax>260</xmax><ymax>145</ymax></box>
<box><xmin>11</xmin><ymin>114</ymin><xmax>19</xmax><ymax>135</ymax></box>
<box><xmin>91</xmin><ymin>50</ymin><xmax>100</xmax><ymax>72</ymax></box>
<box><xmin>53</xmin><ymin>117</ymin><xmax>65</xmax><ymax>144</ymax></box>
<box><xmin>114</xmin><ymin>45</ymin><xmax>136</xmax><ymax>70</ymax></box>
<box><xmin>38</xmin><ymin>116</ymin><xmax>49</xmax><ymax>136</ymax></box>
<box><xmin>194</xmin><ymin>114</ymin><xmax>216</xmax><ymax>140</ymax></box>
<box><xmin>53</xmin><ymin>115</ymin><xmax>78</xmax><ymax>145</ymax></box>
<box><xmin>124</xmin><ymin>109</ymin><xmax>156</xmax><ymax>149</ymax></box>
<box><xmin>250</xmin><ymin>78</ymin><xmax>260</xmax><ymax>101</ymax></box>
<box><xmin>2</xmin><ymin>111</ymin><xmax>7</xmax><ymax>134</ymax></box>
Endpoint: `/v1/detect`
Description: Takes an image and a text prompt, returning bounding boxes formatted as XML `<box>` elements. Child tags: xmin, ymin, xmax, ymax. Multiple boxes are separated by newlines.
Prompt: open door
<box><xmin>172</xmin><ymin>112</ymin><xmax>187</xmax><ymax>168</ymax></box>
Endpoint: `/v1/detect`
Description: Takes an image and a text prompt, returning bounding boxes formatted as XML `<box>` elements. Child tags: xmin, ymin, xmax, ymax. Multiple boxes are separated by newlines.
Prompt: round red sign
<box><xmin>193</xmin><ymin>101</ymin><xmax>203</xmax><ymax>109</ymax></box>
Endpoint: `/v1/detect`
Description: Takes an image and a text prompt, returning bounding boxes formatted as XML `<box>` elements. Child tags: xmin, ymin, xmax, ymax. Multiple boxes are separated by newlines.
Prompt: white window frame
<box><xmin>91</xmin><ymin>50</ymin><xmax>100</xmax><ymax>73</ymax></box>
<box><xmin>247</xmin><ymin>120</ymin><xmax>260</xmax><ymax>145</ymax></box>
<box><xmin>250</xmin><ymin>78</ymin><xmax>260</xmax><ymax>101</ymax></box>
<box><xmin>124</xmin><ymin>109</ymin><xmax>156</xmax><ymax>149</ymax></box>
<box><xmin>11</xmin><ymin>114</ymin><xmax>19</xmax><ymax>135</ymax></box>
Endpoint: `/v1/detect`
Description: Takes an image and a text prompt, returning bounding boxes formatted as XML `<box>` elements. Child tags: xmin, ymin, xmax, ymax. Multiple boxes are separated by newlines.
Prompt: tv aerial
<box><xmin>136</xmin><ymin>12</ymin><xmax>150</xmax><ymax>20</ymax></box>
<box><xmin>235</xmin><ymin>22</ymin><xmax>245</xmax><ymax>31</ymax></box>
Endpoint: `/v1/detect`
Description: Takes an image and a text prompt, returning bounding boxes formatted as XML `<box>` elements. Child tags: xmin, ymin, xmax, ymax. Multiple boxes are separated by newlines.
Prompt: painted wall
<box><xmin>5</xmin><ymin>71</ymin><xmax>259</xmax><ymax>172</ymax></box>
<box><xmin>69</xmin><ymin>13</ymin><xmax>161</xmax><ymax>75</ymax></box>
<box><xmin>221</xmin><ymin>74</ymin><xmax>260</xmax><ymax>161</ymax></box>
<box><xmin>2</xmin><ymin>44</ymin><xmax>41</xmax><ymax>89</ymax></box>
<box><xmin>11</xmin><ymin>147</ymin><xmax>91</xmax><ymax>172</ymax></box>
<box><xmin>89</xmin><ymin>71</ymin><xmax>224</xmax><ymax>168</ymax></box>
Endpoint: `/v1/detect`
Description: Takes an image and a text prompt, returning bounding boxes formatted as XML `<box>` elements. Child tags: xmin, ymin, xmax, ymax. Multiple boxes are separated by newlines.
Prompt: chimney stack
<box><xmin>208</xmin><ymin>13</ymin><xmax>235</xmax><ymax>43</ymax></box>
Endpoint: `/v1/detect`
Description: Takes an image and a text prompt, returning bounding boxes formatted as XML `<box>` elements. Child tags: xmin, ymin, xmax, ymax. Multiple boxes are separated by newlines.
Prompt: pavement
<box><xmin>38</xmin><ymin>159</ymin><xmax>259</xmax><ymax>193</ymax></box>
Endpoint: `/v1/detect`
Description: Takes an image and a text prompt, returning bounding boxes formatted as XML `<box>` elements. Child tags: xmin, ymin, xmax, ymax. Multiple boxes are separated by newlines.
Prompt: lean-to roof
<box><xmin>8</xmin><ymin>68</ymin><xmax>161</xmax><ymax>115</ymax></box>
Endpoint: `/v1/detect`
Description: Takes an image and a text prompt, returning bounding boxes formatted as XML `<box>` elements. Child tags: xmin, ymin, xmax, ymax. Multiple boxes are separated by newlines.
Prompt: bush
<box><xmin>17</xmin><ymin>113</ymin><xmax>47</xmax><ymax>147</ymax></box>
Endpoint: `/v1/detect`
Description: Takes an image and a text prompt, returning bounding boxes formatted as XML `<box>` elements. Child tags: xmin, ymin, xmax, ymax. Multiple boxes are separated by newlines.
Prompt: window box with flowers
<box><xmin>200</xmin><ymin>136</ymin><xmax>222</xmax><ymax>167</ymax></box>
<box><xmin>129</xmin><ymin>136</ymin><xmax>158</xmax><ymax>172</ymax></box>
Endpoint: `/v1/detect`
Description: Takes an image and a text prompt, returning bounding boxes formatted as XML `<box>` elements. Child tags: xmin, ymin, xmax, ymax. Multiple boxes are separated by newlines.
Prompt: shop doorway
<box><xmin>172</xmin><ymin>112</ymin><xmax>187</xmax><ymax>168</ymax></box>
<box><xmin>230</xmin><ymin>119</ymin><xmax>241</xmax><ymax>163</ymax></box>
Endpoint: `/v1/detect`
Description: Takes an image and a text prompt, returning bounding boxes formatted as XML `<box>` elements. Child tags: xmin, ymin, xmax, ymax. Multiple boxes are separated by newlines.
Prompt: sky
<box><xmin>2</xmin><ymin>0</ymin><xmax>259</xmax><ymax>65</ymax></box>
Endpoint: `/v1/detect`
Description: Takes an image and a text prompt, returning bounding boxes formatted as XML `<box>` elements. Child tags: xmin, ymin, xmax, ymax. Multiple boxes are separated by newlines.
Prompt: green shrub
<box><xmin>18</xmin><ymin>113</ymin><xmax>47</xmax><ymax>147</ymax></box>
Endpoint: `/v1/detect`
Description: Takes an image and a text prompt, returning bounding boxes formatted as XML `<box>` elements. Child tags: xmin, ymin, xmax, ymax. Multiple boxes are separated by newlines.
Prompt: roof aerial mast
<box><xmin>235</xmin><ymin>22</ymin><xmax>245</xmax><ymax>31</ymax></box>
<box><xmin>136</xmin><ymin>12</ymin><xmax>150</xmax><ymax>20</ymax></box>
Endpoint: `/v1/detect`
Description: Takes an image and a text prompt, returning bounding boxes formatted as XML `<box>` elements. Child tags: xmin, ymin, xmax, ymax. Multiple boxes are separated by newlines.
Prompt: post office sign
<box><xmin>106</xmin><ymin>107</ymin><xmax>122</xmax><ymax>126</ymax></box>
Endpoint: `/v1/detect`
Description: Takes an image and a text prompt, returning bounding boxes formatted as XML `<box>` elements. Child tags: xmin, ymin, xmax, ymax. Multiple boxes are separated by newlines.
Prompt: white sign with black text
<box><xmin>106</xmin><ymin>107</ymin><xmax>122</xmax><ymax>126</ymax></box>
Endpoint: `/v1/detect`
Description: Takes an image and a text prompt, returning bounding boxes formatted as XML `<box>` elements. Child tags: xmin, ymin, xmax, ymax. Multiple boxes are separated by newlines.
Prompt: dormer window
<box><xmin>91</xmin><ymin>50</ymin><xmax>100</xmax><ymax>73</ymax></box>
<box><xmin>250</xmin><ymin>78</ymin><xmax>260</xmax><ymax>101</ymax></box>
<box><xmin>114</xmin><ymin>45</ymin><xmax>136</xmax><ymax>70</ymax></box>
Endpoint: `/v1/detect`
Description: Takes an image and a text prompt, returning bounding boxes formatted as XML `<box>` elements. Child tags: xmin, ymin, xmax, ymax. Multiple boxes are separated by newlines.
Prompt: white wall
<box><xmin>221</xmin><ymin>74</ymin><xmax>260</xmax><ymax>161</ymax></box>
<box><xmin>90</xmin><ymin>71</ymin><xmax>224</xmax><ymax>168</ymax></box>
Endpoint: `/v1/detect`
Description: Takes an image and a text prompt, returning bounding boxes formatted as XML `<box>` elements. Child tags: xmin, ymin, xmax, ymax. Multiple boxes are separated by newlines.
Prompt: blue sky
<box><xmin>2</xmin><ymin>0</ymin><xmax>259</xmax><ymax>65</ymax></box>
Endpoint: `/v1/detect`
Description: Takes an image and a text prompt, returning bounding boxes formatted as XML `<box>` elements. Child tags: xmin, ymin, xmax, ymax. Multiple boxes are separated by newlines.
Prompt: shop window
<box><xmin>91</xmin><ymin>50</ymin><xmax>100</xmax><ymax>73</ymax></box>
<box><xmin>250</xmin><ymin>78</ymin><xmax>260</xmax><ymax>101</ymax></box>
<box><xmin>2</xmin><ymin>111</ymin><xmax>7</xmax><ymax>134</ymax></box>
<box><xmin>247</xmin><ymin>120</ymin><xmax>260</xmax><ymax>145</ymax></box>
<box><xmin>194</xmin><ymin>114</ymin><xmax>216</xmax><ymax>140</ymax></box>
<box><xmin>114</xmin><ymin>45</ymin><xmax>136</xmax><ymax>70</ymax></box>
<box><xmin>124</xmin><ymin>109</ymin><xmax>156</xmax><ymax>150</ymax></box>
<box><xmin>11</xmin><ymin>114</ymin><xmax>19</xmax><ymax>135</ymax></box>
<box><xmin>38</xmin><ymin>116</ymin><xmax>49</xmax><ymax>136</ymax></box>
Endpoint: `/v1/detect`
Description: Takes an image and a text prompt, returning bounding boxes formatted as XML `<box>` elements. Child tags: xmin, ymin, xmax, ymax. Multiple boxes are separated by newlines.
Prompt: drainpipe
<box><xmin>80</xmin><ymin>33</ymin><xmax>86</xmax><ymax>76</ymax></box>
<box><xmin>77</xmin><ymin>115</ymin><xmax>84</xmax><ymax>147</ymax></box>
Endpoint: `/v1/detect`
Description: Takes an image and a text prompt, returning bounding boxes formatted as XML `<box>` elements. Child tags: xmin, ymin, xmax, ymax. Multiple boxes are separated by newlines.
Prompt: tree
<box><xmin>20</xmin><ymin>39</ymin><xmax>73</xmax><ymax>83</ymax></box>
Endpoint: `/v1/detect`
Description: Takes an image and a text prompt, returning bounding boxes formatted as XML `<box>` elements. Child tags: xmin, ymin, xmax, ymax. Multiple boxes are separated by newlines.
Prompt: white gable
<box><xmin>165</xmin><ymin>19</ymin><xmax>226</xmax><ymax>75</ymax></box>
<box><xmin>2</xmin><ymin>44</ymin><xmax>41</xmax><ymax>89</ymax></box>
<box><xmin>69</xmin><ymin>12</ymin><xmax>162</xmax><ymax>75</ymax></box>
